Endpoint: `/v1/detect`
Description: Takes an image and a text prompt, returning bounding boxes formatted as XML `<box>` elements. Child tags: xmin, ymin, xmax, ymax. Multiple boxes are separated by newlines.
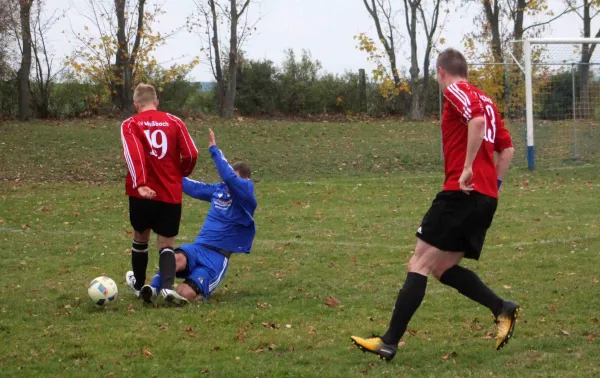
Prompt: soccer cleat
<box><xmin>161</xmin><ymin>288</ymin><xmax>189</xmax><ymax>306</ymax></box>
<box><xmin>125</xmin><ymin>271</ymin><xmax>140</xmax><ymax>298</ymax></box>
<box><xmin>140</xmin><ymin>285</ymin><xmax>158</xmax><ymax>304</ymax></box>
<box><xmin>495</xmin><ymin>301</ymin><xmax>520</xmax><ymax>350</ymax></box>
<box><xmin>350</xmin><ymin>336</ymin><xmax>397</xmax><ymax>361</ymax></box>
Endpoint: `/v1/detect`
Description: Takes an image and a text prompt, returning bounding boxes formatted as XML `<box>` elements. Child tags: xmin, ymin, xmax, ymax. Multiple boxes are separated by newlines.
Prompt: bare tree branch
<box><xmin>523</xmin><ymin>4</ymin><xmax>579</xmax><ymax>32</ymax></box>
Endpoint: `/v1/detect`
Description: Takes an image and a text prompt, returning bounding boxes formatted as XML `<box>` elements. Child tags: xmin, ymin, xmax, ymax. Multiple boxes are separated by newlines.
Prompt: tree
<box><xmin>17</xmin><ymin>0</ymin><xmax>33</xmax><ymax>121</ymax></box>
<box><xmin>190</xmin><ymin>0</ymin><xmax>258</xmax><ymax>118</ymax></box>
<box><xmin>359</xmin><ymin>0</ymin><xmax>444</xmax><ymax>120</ymax></box>
<box><xmin>402</xmin><ymin>0</ymin><xmax>444</xmax><ymax>120</ymax></box>
<box><xmin>69</xmin><ymin>0</ymin><xmax>197</xmax><ymax>113</ymax></box>
<box><xmin>0</xmin><ymin>0</ymin><xmax>17</xmax><ymax>79</ymax></box>
<box><xmin>30</xmin><ymin>0</ymin><xmax>67</xmax><ymax>118</ymax></box>
<box><xmin>361</xmin><ymin>0</ymin><xmax>401</xmax><ymax>88</ymax></box>
<box><xmin>468</xmin><ymin>0</ymin><xmax>574</xmax><ymax>63</ymax></box>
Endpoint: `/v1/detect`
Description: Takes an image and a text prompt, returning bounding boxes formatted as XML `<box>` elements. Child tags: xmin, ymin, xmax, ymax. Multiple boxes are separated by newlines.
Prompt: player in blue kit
<box><xmin>138</xmin><ymin>128</ymin><xmax>257</xmax><ymax>305</ymax></box>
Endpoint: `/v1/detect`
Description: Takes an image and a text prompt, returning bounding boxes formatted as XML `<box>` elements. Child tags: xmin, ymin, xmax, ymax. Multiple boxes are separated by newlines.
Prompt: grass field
<box><xmin>1</xmin><ymin>119</ymin><xmax>599</xmax><ymax>377</ymax></box>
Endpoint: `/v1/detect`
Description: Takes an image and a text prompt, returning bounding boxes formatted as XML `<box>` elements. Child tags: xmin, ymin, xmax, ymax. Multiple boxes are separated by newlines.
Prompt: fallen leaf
<box><xmin>588</xmin><ymin>333</ymin><xmax>595</xmax><ymax>342</ymax></box>
<box><xmin>398</xmin><ymin>341</ymin><xmax>406</xmax><ymax>347</ymax></box>
<box><xmin>275</xmin><ymin>273</ymin><xmax>285</xmax><ymax>279</ymax></box>
<box><xmin>351</xmin><ymin>256</ymin><xmax>357</xmax><ymax>263</ymax></box>
<box><xmin>184</xmin><ymin>326</ymin><xmax>194</xmax><ymax>333</ymax></box>
<box><xmin>308</xmin><ymin>326</ymin><xmax>317</xmax><ymax>334</ymax></box>
<box><xmin>324</xmin><ymin>296</ymin><xmax>341</xmax><ymax>308</ymax></box>
<box><xmin>257</xmin><ymin>302</ymin><xmax>270</xmax><ymax>309</ymax></box>
<box><xmin>442</xmin><ymin>351</ymin><xmax>457</xmax><ymax>360</ymax></box>
<box><xmin>107</xmin><ymin>373</ymin><xmax>116</xmax><ymax>377</ymax></box>
<box><xmin>159</xmin><ymin>323</ymin><xmax>168</xmax><ymax>330</ymax></box>
<box><xmin>143</xmin><ymin>349</ymin><xmax>152</xmax><ymax>358</ymax></box>
<box><xmin>235</xmin><ymin>356</ymin><xmax>240</xmax><ymax>360</ymax></box>
<box><xmin>503</xmin><ymin>285</ymin><xmax>512</xmax><ymax>289</ymax></box>
<box><xmin>235</xmin><ymin>327</ymin><xmax>248</xmax><ymax>342</ymax></box>
<box><xmin>201</xmin><ymin>369</ymin><xmax>209</xmax><ymax>375</ymax></box>
<box><xmin>560</xmin><ymin>329</ymin><xmax>570</xmax><ymax>336</ymax></box>
<box><xmin>127</xmin><ymin>304</ymin><xmax>135</xmax><ymax>312</ymax></box>
<box><xmin>261</xmin><ymin>322</ymin><xmax>279</xmax><ymax>329</ymax></box>
<box><xmin>549</xmin><ymin>306</ymin><xmax>557</xmax><ymax>313</ymax></box>
<box><xmin>285</xmin><ymin>324</ymin><xmax>292</xmax><ymax>329</ymax></box>
<box><xmin>268</xmin><ymin>344</ymin><xmax>276</xmax><ymax>351</ymax></box>
<box><xmin>99</xmin><ymin>364</ymin><xmax>104</xmax><ymax>369</ymax></box>
<box><xmin>288</xmin><ymin>345</ymin><xmax>295</xmax><ymax>351</ymax></box>
<box><xmin>64</xmin><ymin>304</ymin><xmax>71</xmax><ymax>309</ymax></box>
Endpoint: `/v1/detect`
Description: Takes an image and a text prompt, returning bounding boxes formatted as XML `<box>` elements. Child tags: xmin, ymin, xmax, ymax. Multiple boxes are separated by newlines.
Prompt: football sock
<box><xmin>381</xmin><ymin>272</ymin><xmax>428</xmax><ymax>345</ymax></box>
<box><xmin>440</xmin><ymin>265</ymin><xmax>504</xmax><ymax>318</ymax></box>
<box><xmin>158</xmin><ymin>247</ymin><xmax>176</xmax><ymax>290</ymax></box>
<box><xmin>131</xmin><ymin>240</ymin><xmax>149</xmax><ymax>291</ymax></box>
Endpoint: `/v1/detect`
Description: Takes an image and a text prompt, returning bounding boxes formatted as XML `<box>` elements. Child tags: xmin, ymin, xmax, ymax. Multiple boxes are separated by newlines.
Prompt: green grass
<box><xmin>1</xmin><ymin>119</ymin><xmax>599</xmax><ymax>377</ymax></box>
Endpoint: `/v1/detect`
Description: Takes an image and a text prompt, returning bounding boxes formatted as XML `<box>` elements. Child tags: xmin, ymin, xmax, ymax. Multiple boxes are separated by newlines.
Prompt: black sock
<box><xmin>158</xmin><ymin>247</ymin><xmax>176</xmax><ymax>290</ymax></box>
<box><xmin>440</xmin><ymin>265</ymin><xmax>504</xmax><ymax>317</ymax></box>
<box><xmin>131</xmin><ymin>240</ymin><xmax>148</xmax><ymax>290</ymax></box>
<box><xmin>381</xmin><ymin>272</ymin><xmax>428</xmax><ymax>345</ymax></box>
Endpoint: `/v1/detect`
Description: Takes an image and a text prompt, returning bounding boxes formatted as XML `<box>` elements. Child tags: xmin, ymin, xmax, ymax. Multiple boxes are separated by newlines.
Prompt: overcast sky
<box><xmin>44</xmin><ymin>0</ymin><xmax>600</xmax><ymax>82</ymax></box>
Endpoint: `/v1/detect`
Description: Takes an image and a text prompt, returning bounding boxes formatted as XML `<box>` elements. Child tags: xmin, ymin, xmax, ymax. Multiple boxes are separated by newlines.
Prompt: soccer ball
<box><xmin>88</xmin><ymin>276</ymin><xmax>118</xmax><ymax>306</ymax></box>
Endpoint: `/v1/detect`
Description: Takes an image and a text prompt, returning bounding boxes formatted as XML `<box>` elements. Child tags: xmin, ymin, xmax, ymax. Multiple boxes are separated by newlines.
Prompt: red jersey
<box><xmin>121</xmin><ymin>110</ymin><xmax>198</xmax><ymax>204</ymax></box>
<box><xmin>441</xmin><ymin>81</ymin><xmax>510</xmax><ymax>199</ymax></box>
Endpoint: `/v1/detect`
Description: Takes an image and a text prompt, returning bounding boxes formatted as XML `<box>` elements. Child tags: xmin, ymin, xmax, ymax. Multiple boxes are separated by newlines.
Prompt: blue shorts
<box><xmin>175</xmin><ymin>244</ymin><xmax>229</xmax><ymax>299</ymax></box>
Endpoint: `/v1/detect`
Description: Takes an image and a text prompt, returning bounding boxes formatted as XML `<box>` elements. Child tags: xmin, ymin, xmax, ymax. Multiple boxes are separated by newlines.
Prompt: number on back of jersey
<box><xmin>144</xmin><ymin>129</ymin><xmax>168</xmax><ymax>159</ymax></box>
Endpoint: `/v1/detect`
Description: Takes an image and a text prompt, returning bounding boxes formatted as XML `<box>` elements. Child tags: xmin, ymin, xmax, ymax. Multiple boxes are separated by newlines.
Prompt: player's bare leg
<box><xmin>177</xmin><ymin>283</ymin><xmax>202</xmax><ymax>301</ymax></box>
<box><xmin>126</xmin><ymin>229</ymin><xmax>151</xmax><ymax>298</ymax></box>
<box><xmin>352</xmin><ymin>240</ymin><xmax>443</xmax><ymax>361</ymax></box>
<box><xmin>432</xmin><ymin>252</ymin><xmax>520</xmax><ymax>350</ymax></box>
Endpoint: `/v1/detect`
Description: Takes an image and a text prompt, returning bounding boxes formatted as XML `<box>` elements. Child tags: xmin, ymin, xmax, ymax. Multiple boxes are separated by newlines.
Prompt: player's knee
<box><xmin>177</xmin><ymin>284</ymin><xmax>198</xmax><ymax>300</ymax></box>
<box><xmin>175</xmin><ymin>252</ymin><xmax>187</xmax><ymax>272</ymax></box>
<box><xmin>431</xmin><ymin>253</ymin><xmax>464</xmax><ymax>280</ymax></box>
<box><xmin>408</xmin><ymin>255</ymin><xmax>432</xmax><ymax>275</ymax></box>
<box><xmin>431</xmin><ymin>263</ymin><xmax>448</xmax><ymax>281</ymax></box>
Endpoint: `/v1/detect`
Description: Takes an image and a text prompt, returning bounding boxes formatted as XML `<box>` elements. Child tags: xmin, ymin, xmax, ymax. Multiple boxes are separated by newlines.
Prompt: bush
<box><xmin>235</xmin><ymin>59</ymin><xmax>280</xmax><ymax>115</ymax></box>
<box><xmin>0</xmin><ymin>79</ymin><xmax>17</xmax><ymax>118</ymax></box>
<box><xmin>49</xmin><ymin>81</ymin><xmax>107</xmax><ymax>118</ymax></box>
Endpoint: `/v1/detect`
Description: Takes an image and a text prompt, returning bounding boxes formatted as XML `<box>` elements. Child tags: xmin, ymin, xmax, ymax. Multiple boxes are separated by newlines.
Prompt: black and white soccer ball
<box><xmin>88</xmin><ymin>276</ymin><xmax>118</xmax><ymax>306</ymax></box>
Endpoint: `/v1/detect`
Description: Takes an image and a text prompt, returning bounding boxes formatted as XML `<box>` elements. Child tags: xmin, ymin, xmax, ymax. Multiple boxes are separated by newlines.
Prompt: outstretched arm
<box><xmin>208</xmin><ymin>129</ymin><xmax>256</xmax><ymax>206</ymax></box>
<box><xmin>182</xmin><ymin>177</ymin><xmax>218</xmax><ymax>202</ymax></box>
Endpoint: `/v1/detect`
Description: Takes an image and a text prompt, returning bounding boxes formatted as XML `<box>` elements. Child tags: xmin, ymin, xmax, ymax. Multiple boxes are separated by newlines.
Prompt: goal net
<box><xmin>511</xmin><ymin>38</ymin><xmax>600</xmax><ymax>169</ymax></box>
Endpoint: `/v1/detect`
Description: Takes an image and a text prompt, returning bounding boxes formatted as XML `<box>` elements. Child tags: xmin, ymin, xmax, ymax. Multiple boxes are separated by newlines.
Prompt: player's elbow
<box><xmin>500</xmin><ymin>147</ymin><xmax>515</xmax><ymax>161</ymax></box>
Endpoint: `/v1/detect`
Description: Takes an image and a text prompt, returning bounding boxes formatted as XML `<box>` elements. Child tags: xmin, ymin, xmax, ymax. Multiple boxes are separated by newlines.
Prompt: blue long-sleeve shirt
<box><xmin>182</xmin><ymin>146</ymin><xmax>257</xmax><ymax>253</ymax></box>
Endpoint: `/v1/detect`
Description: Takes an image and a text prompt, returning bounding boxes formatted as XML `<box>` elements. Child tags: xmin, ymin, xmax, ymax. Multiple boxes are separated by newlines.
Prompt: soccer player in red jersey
<box><xmin>351</xmin><ymin>49</ymin><xmax>519</xmax><ymax>360</ymax></box>
<box><xmin>121</xmin><ymin>83</ymin><xmax>198</xmax><ymax>305</ymax></box>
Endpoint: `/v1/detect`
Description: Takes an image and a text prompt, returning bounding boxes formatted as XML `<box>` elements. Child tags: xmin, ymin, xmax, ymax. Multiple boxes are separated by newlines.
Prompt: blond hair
<box><xmin>133</xmin><ymin>83</ymin><xmax>157</xmax><ymax>106</ymax></box>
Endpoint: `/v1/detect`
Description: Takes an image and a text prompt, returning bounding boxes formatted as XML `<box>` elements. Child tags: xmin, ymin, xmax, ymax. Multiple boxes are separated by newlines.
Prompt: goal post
<box><xmin>516</xmin><ymin>38</ymin><xmax>600</xmax><ymax>170</ymax></box>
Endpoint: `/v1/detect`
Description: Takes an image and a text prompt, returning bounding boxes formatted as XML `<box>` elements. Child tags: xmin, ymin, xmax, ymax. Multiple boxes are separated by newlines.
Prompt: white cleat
<box><xmin>126</xmin><ymin>271</ymin><xmax>140</xmax><ymax>298</ymax></box>
<box><xmin>161</xmin><ymin>288</ymin><xmax>189</xmax><ymax>306</ymax></box>
<box><xmin>140</xmin><ymin>285</ymin><xmax>158</xmax><ymax>304</ymax></box>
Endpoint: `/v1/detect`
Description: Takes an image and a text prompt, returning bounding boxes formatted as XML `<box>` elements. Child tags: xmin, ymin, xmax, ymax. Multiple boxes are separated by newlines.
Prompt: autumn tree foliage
<box><xmin>68</xmin><ymin>0</ymin><xmax>198</xmax><ymax>113</ymax></box>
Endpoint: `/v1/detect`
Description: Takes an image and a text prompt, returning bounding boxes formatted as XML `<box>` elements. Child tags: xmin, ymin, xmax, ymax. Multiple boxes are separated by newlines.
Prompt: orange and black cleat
<box><xmin>350</xmin><ymin>336</ymin><xmax>397</xmax><ymax>361</ymax></box>
<box><xmin>495</xmin><ymin>301</ymin><xmax>520</xmax><ymax>350</ymax></box>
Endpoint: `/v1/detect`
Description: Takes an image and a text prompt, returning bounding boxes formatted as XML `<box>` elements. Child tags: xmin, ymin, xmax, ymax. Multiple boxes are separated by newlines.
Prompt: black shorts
<box><xmin>128</xmin><ymin>196</ymin><xmax>181</xmax><ymax>238</ymax></box>
<box><xmin>416</xmin><ymin>191</ymin><xmax>497</xmax><ymax>260</ymax></box>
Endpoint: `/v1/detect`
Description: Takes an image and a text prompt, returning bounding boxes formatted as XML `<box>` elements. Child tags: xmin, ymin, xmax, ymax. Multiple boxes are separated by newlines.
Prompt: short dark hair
<box><xmin>437</xmin><ymin>48</ymin><xmax>468</xmax><ymax>78</ymax></box>
<box><xmin>232</xmin><ymin>162</ymin><xmax>251</xmax><ymax>179</ymax></box>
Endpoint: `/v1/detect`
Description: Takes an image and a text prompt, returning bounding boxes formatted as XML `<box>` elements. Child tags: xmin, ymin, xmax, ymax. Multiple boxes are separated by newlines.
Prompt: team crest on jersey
<box><xmin>213</xmin><ymin>189</ymin><xmax>232</xmax><ymax>210</ymax></box>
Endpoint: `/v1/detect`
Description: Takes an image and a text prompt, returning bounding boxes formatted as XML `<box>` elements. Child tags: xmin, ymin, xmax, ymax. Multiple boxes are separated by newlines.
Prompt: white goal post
<box><xmin>517</xmin><ymin>38</ymin><xmax>600</xmax><ymax>170</ymax></box>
